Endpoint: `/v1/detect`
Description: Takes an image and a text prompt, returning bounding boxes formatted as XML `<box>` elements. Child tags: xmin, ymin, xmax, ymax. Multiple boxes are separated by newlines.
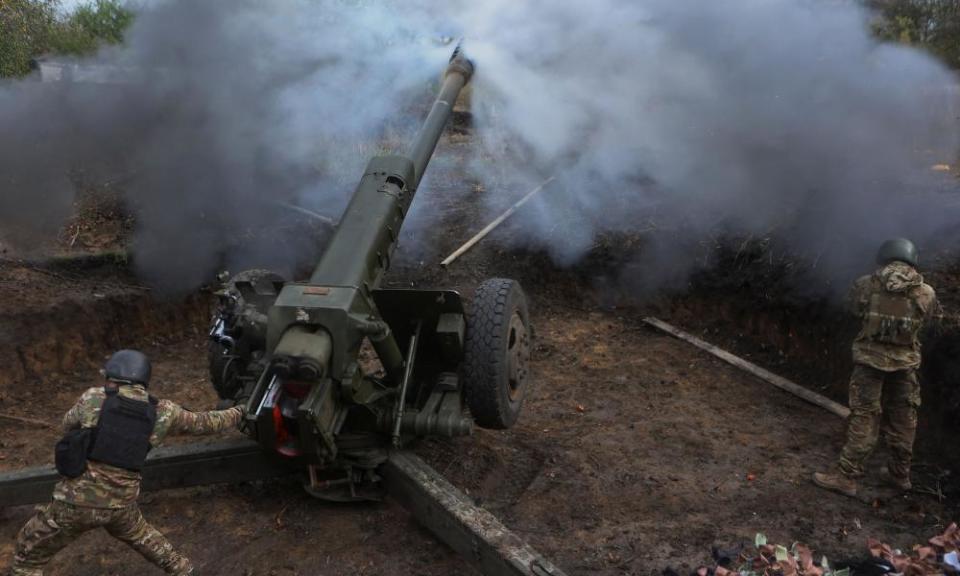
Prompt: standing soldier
<box><xmin>9</xmin><ymin>349</ymin><xmax>245</xmax><ymax>575</ymax></box>
<box><xmin>813</xmin><ymin>238</ymin><xmax>942</xmax><ymax>497</ymax></box>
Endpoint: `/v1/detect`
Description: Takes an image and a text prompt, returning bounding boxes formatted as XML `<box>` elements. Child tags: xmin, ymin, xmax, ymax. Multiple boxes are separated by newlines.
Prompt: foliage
<box><xmin>48</xmin><ymin>0</ymin><xmax>133</xmax><ymax>56</ymax></box>
<box><xmin>0</xmin><ymin>0</ymin><xmax>133</xmax><ymax>78</ymax></box>
<box><xmin>0</xmin><ymin>0</ymin><xmax>56</xmax><ymax>77</ymax></box>
<box><xmin>697</xmin><ymin>525</ymin><xmax>960</xmax><ymax>576</ymax></box>
<box><xmin>868</xmin><ymin>0</ymin><xmax>960</xmax><ymax>69</ymax></box>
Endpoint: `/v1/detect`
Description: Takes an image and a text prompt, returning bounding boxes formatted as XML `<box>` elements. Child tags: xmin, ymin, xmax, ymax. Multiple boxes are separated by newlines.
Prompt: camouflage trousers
<box><xmin>9</xmin><ymin>500</ymin><xmax>193</xmax><ymax>576</ymax></box>
<box><xmin>838</xmin><ymin>364</ymin><xmax>920</xmax><ymax>479</ymax></box>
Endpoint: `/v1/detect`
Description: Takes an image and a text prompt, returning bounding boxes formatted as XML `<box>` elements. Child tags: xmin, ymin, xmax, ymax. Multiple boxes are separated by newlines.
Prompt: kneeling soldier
<box><xmin>10</xmin><ymin>349</ymin><xmax>245</xmax><ymax>576</ymax></box>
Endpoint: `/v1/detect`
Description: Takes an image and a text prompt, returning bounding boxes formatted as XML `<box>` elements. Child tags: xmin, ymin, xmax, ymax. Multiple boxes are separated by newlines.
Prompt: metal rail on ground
<box><xmin>0</xmin><ymin>440</ymin><xmax>567</xmax><ymax>576</ymax></box>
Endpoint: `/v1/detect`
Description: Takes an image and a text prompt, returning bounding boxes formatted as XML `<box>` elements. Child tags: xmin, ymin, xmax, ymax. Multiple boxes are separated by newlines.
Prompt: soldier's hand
<box><xmin>234</xmin><ymin>393</ymin><xmax>251</xmax><ymax>410</ymax></box>
<box><xmin>236</xmin><ymin>405</ymin><xmax>250</xmax><ymax>434</ymax></box>
<box><xmin>217</xmin><ymin>393</ymin><xmax>249</xmax><ymax>411</ymax></box>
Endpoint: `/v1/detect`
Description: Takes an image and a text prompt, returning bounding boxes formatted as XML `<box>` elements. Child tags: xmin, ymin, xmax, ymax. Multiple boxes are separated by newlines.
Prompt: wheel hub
<box><xmin>506</xmin><ymin>312</ymin><xmax>530</xmax><ymax>401</ymax></box>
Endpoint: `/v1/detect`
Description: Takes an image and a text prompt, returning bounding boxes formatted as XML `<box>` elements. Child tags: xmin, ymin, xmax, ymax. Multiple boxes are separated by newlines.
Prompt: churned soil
<box><xmin>0</xmin><ymin>114</ymin><xmax>957</xmax><ymax>576</ymax></box>
<box><xmin>0</xmin><ymin>290</ymin><xmax>952</xmax><ymax>575</ymax></box>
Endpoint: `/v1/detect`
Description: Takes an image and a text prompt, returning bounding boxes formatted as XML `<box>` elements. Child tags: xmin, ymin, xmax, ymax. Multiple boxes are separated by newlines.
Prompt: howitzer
<box><xmin>207</xmin><ymin>48</ymin><xmax>531</xmax><ymax>499</ymax></box>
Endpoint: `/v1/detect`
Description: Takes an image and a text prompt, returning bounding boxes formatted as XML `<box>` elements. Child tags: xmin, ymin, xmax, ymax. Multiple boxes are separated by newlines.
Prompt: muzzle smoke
<box><xmin>0</xmin><ymin>0</ymin><xmax>448</xmax><ymax>291</ymax></box>
<box><xmin>454</xmin><ymin>0</ymin><xmax>960</xmax><ymax>293</ymax></box>
<box><xmin>0</xmin><ymin>0</ymin><xmax>957</xmax><ymax>295</ymax></box>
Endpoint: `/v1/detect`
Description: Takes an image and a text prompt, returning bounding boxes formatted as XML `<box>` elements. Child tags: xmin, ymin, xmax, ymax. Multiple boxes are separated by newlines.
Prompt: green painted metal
<box><xmin>217</xmin><ymin>48</ymin><xmax>477</xmax><ymax>467</ymax></box>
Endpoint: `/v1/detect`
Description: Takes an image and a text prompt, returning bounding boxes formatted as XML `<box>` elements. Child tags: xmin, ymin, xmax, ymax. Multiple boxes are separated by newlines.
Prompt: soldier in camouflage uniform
<box><xmin>813</xmin><ymin>238</ymin><xmax>942</xmax><ymax>497</ymax></box>
<box><xmin>9</xmin><ymin>350</ymin><xmax>245</xmax><ymax>575</ymax></box>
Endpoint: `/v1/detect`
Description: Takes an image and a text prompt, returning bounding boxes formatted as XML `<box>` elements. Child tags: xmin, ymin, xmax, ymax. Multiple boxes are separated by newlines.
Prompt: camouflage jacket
<box><xmin>53</xmin><ymin>384</ymin><xmax>244</xmax><ymax>509</ymax></box>
<box><xmin>850</xmin><ymin>261</ymin><xmax>942</xmax><ymax>372</ymax></box>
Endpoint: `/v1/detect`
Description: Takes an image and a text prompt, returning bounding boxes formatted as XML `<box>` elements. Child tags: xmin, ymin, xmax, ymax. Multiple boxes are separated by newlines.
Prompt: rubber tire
<box><xmin>462</xmin><ymin>278</ymin><xmax>531</xmax><ymax>430</ymax></box>
<box><xmin>207</xmin><ymin>269</ymin><xmax>285</xmax><ymax>399</ymax></box>
<box><xmin>208</xmin><ymin>341</ymin><xmax>238</xmax><ymax>399</ymax></box>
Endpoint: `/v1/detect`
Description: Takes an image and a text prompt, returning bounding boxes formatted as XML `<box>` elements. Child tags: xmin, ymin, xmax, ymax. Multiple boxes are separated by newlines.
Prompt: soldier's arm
<box><xmin>931</xmin><ymin>298</ymin><xmax>945</xmax><ymax>322</ymax></box>
<box><xmin>166</xmin><ymin>402</ymin><xmax>245</xmax><ymax>435</ymax></box>
<box><xmin>848</xmin><ymin>276</ymin><xmax>871</xmax><ymax>316</ymax></box>
<box><xmin>928</xmin><ymin>297</ymin><xmax>956</xmax><ymax>329</ymax></box>
<box><xmin>61</xmin><ymin>388</ymin><xmax>98</xmax><ymax>432</ymax></box>
<box><xmin>920</xmin><ymin>288</ymin><xmax>956</xmax><ymax>334</ymax></box>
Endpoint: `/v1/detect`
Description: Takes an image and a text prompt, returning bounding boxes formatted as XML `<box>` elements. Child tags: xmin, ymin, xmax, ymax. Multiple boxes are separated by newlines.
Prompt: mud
<box><xmin>0</xmin><ymin>257</ymin><xmax>209</xmax><ymax>396</ymax></box>
<box><xmin>2</xmin><ymin>287</ymin><xmax>952</xmax><ymax>575</ymax></box>
<box><xmin>0</xmin><ymin>112</ymin><xmax>958</xmax><ymax>576</ymax></box>
<box><xmin>654</xmin><ymin>247</ymin><xmax>960</xmax><ymax>492</ymax></box>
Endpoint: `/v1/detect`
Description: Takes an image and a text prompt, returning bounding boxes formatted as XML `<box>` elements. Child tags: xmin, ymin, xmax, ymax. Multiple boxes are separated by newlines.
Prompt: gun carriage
<box><xmin>207</xmin><ymin>48</ymin><xmax>532</xmax><ymax>499</ymax></box>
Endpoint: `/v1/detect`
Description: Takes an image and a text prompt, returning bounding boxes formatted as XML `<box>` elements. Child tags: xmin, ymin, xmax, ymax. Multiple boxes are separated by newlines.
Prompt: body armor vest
<box><xmin>88</xmin><ymin>388</ymin><xmax>158</xmax><ymax>472</ymax></box>
<box><xmin>862</xmin><ymin>280</ymin><xmax>924</xmax><ymax>347</ymax></box>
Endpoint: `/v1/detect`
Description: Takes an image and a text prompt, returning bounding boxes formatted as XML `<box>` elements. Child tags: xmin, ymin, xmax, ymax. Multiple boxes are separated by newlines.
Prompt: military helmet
<box><xmin>103</xmin><ymin>349</ymin><xmax>152</xmax><ymax>386</ymax></box>
<box><xmin>876</xmin><ymin>238</ymin><xmax>919</xmax><ymax>268</ymax></box>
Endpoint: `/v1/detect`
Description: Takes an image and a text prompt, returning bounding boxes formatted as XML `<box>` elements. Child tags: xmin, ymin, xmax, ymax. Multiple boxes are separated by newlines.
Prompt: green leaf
<box><xmin>775</xmin><ymin>545</ymin><xmax>789</xmax><ymax>562</ymax></box>
<box><xmin>755</xmin><ymin>533</ymin><xmax>767</xmax><ymax>547</ymax></box>
<box><xmin>821</xmin><ymin>555</ymin><xmax>830</xmax><ymax>570</ymax></box>
<box><xmin>832</xmin><ymin>568</ymin><xmax>850</xmax><ymax>576</ymax></box>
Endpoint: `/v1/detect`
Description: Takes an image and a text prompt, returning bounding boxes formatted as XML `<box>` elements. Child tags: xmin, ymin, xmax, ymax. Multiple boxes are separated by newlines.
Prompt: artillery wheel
<box><xmin>208</xmin><ymin>343</ymin><xmax>239</xmax><ymax>399</ymax></box>
<box><xmin>462</xmin><ymin>278</ymin><xmax>531</xmax><ymax>429</ymax></box>
<box><xmin>208</xmin><ymin>269</ymin><xmax>286</xmax><ymax>399</ymax></box>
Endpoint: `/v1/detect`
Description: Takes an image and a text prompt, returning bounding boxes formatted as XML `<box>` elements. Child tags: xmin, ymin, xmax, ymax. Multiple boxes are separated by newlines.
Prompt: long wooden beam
<box><xmin>0</xmin><ymin>442</ymin><xmax>569</xmax><ymax>576</ymax></box>
<box><xmin>382</xmin><ymin>450</ymin><xmax>568</xmax><ymax>576</ymax></box>
<box><xmin>643</xmin><ymin>317</ymin><xmax>850</xmax><ymax>418</ymax></box>
<box><xmin>0</xmin><ymin>438</ymin><xmax>291</xmax><ymax>508</ymax></box>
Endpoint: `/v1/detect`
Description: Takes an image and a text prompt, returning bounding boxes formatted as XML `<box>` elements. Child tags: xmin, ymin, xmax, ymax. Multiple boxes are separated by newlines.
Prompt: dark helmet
<box><xmin>103</xmin><ymin>349</ymin><xmax>152</xmax><ymax>386</ymax></box>
<box><xmin>876</xmin><ymin>238</ymin><xmax>919</xmax><ymax>268</ymax></box>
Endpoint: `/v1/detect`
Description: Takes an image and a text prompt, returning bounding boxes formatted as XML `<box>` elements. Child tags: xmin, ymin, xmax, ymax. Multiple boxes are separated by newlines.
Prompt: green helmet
<box><xmin>103</xmin><ymin>349</ymin><xmax>152</xmax><ymax>386</ymax></box>
<box><xmin>876</xmin><ymin>238</ymin><xmax>919</xmax><ymax>268</ymax></box>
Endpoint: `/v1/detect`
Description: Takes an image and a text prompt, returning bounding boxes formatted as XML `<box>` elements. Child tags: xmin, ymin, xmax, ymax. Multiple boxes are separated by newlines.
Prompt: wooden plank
<box><xmin>0</xmin><ymin>413</ymin><xmax>55</xmax><ymax>429</ymax></box>
<box><xmin>440</xmin><ymin>177</ymin><xmax>555</xmax><ymax>268</ymax></box>
<box><xmin>382</xmin><ymin>449</ymin><xmax>568</xmax><ymax>576</ymax></box>
<box><xmin>643</xmin><ymin>317</ymin><xmax>850</xmax><ymax>419</ymax></box>
<box><xmin>0</xmin><ymin>441</ymin><xmax>569</xmax><ymax>574</ymax></box>
<box><xmin>0</xmin><ymin>438</ymin><xmax>293</xmax><ymax>508</ymax></box>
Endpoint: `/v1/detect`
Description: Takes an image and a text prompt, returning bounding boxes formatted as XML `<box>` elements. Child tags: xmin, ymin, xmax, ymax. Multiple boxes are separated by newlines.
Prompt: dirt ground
<box><xmin>0</xmin><ymin>115</ymin><xmax>957</xmax><ymax>576</ymax></box>
<box><xmin>0</xmin><ymin>283</ymin><xmax>952</xmax><ymax>575</ymax></box>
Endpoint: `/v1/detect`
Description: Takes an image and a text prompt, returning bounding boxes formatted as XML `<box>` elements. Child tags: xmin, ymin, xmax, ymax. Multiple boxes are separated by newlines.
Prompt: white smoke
<box><xmin>449</xmin><ymin>0</ymin><xmax>960</xmax><ymax>289</ymax></box>
<box><xmin>1</xmin><ymin>0</ymin><xmax>957</xmax><ymax>295</ymax></box>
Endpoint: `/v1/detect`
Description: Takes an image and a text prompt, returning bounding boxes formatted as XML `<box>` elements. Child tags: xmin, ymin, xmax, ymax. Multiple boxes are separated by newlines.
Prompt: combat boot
<box><xmin>883</xmin><ymin>467</ymin><xmax>912</xmax><ymax>491</ymax></box>
<box><xmin>812</xmin><ymin>470</ymin><xmax>858</xmax><ymax>497</ymax></box>
<box><xmin>889</xmin><ymin>474</ymin><xmax>912</xmax><ymax>491</ymax></box>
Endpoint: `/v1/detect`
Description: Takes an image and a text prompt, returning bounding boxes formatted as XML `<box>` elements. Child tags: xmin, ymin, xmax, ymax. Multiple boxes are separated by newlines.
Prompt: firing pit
<box><xmin>0</xmin><ymin>117</ymin><xmax>958</xmax><ymax>576</ymax></box>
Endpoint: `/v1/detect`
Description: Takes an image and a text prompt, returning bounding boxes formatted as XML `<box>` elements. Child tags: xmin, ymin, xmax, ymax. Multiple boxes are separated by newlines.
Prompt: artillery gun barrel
<box><xmin>309</xmin><ymin>49</ymin><xmax>474</xmax><ymax>288</ymax></box>
<box><xmin>408</xmin><ymin>51</ymin><xmax>473</xmax><ymax>188</ymax></box>
<box><xmin>207</xmin><ymin>46</ymin><xmax>531</xmax><ymax>481</ymax></box>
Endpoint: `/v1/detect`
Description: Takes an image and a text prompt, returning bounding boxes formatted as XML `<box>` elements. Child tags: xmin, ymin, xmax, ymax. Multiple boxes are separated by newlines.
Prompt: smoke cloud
<box><xmin>0</xmin><ymin>0</ymin><xmax>957</xmax><ymax>295</ymax></box>
<box><xmin>0</xmin><ymin>0</ymin><xmax>448</xmax><ymax>290</ymax></box>
<box><xmin>454</xmin><ymin>0</ymin><xmax>960</xmax><ymax>293</ymax></box>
